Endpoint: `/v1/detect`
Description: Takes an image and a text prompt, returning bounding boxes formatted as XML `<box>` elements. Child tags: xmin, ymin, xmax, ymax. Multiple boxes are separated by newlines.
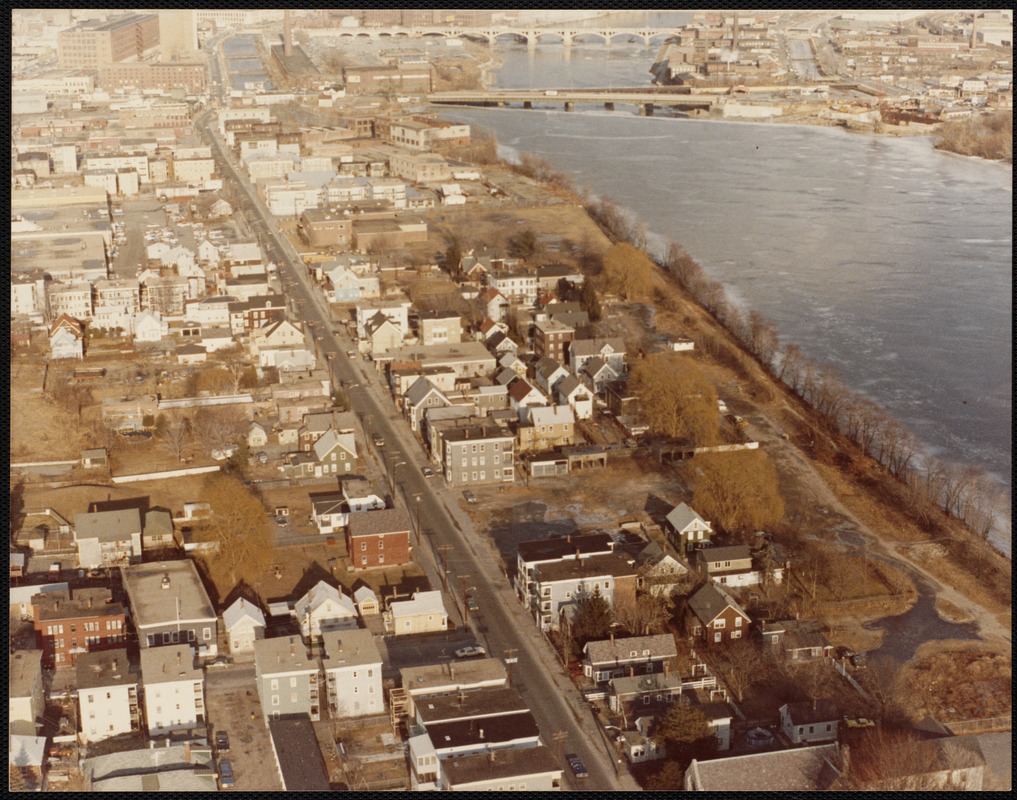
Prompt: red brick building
<box><xmin>32</xmin><ymin>588</ymin><xmax>127</xmax><ymax>668</ymax></box>
<box><xmin>347</xmin><ymin>508</ymin><xmax>412</xmax><ymax>571</ymax></box>
<box><xmin>533</xmin><ymin>319</ymin><xmax>575</xmax><ymax>366</ymax></box>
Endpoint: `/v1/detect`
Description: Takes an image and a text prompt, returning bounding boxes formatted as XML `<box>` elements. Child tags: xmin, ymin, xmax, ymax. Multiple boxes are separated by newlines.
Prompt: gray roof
<box><xmin>665</xmin><ymin>501</ymin><xmax>709</xmax><ymax>533</ymax></box>
<box><xmin>687</xmin><ymin>583</ymin><xmax>750</xmax><ymax>626</ymax></box>
<box><xmin>144</xmin><ymin>509</ymin><xmax>174</xmax><ymax>537</ymax></box>
<box><xmin>9</xmin><ymin>650</ymin><xmax>43</xmax><ymax>698</ymax></box>
<box><xmin>571</xmin><ymin>337</ymin><xmax>625</xmax><ymax>357</ymax></box>
<box><xmin>255</xmin><ymin>636</ymin><xmax>320</xmax><ymax>677</ymax></box>
<box><xmin>74</xmin><ymin>508</ymin><xmax>142</xmax><ymax>542</ymax></box>
<box><xmin>555</xmin><ymin>374</ymin><xmax>586</xmax><ymax>398</ymax></box>
<box><xmin>783</xmin><ymin>699</ymin><xmax>840</xmax><ymax>725</ymax></box>
<box><xmin>267</xmin><ymin>717</ymin><xmax>331</xmax><ymax>792</ymax></box>
<box><xmin>697</xmin><ymin>545</ymin><xmax>752</xmax><ymax>564</ymax></box>
<box><xmin>139</xmin><ymin>645</ymin><xmax>201</xmax><ymax>685</ymax></box>
<box><xmin>415</xmin><ymin>686</ymin><xmax>529</xmax><ymax>725</ymax></box>
<box><xmin>401</xmin><ymin>658</ymin><xmax>507</xmax><ymax>695</ymax></box>
<box><xmin>348</xmin><ymin>507</ymin><xmax>411</xmax><ymax>537</ymax></box>
<box><xmin>584</xmin><ymin>634</ymin><xmax>677</xmax><ymax>666</ymax></box>
<box><xmin>610</xmin><ymin>671</ymin><xmax>686</xmax><ymax>696</ymax></box>
<box><xmin>222</xmin><ymin>597</ymin><xmax>266</xmax><ymax>631</ymax></box>
<box><xmin>123</xmin><ymin>560</ymin><xmax>216</xmax><ymax>629</ymax></box>
<box><xmin>442</xmin><ymin>744</ymin><xmax>560</xmax><ymax>787</ymax></box>
<box><xmin>76</xmin><ymin>648</ymin><xmax>136</xmax><ymax>691</ymax></box>
<box><xmin>405</xmin><ymin>376</ymin><xmax>446</xmax><ymax>407</ymax></box>
<box><xmin>535</xmin><ymin>552</ymin><xmax>637</xmax><ymax>583</ymax></box>
<box><xmin>321</xmin><ymin>628</ymin><xmax>381</xmax><ymax>671</ymax></box>
<box><xmin>83</xmin><ymin>744</ymin><xmax>215</xmax><ymax>792</ymax></box>
<box><xmin>687</xmin><ymin>744</ymin><xmax>842</xmax><ymax>791</ymax></box>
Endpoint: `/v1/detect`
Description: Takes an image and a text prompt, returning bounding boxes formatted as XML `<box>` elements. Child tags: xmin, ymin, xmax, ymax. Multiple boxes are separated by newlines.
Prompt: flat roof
<box><xmin>535</xmin><ymin>552</ymin><xmax>637</xmax><ymax>583</ymax></box>
<box><xmin>9</xmin><ymin>650</ymin><xmax>43</xmax><ymax>697</ymax></box>
<box><xmin>415</xmin><ymin>686</ymin><xmax>529</xmax><ymax>725</ymax></box>
<box><xmin>320</xmin><ymin>628</ymin><xmax>381</xmax><ymax>671</ymax></box>
<box><xmin>518</xmin><ymin>531</ymin><xmax>615</xmax><ymax>564</ymax></box>
<box><xmin>267</xmin><ymin>717</ymin><xmax>331</xmax><ymax>791</ymax></box>
<box><xmin>426</xmin><ymin>710</ymin><xmax>539</xmax><ymax>750</ymax></box>
<box><xmin>139</xmin><ymin>645</ymin><xmax>201</xmax><ymax>685</ymax></box>
<box><xmin>254</xmin><ymin>635</ymin><xmax>318</xmax><ymax>676</ymax></box>
<box><xmin>401</xmin><ymin>658</ymin><xmax>507</xmax><ymax>695</ymax></box>
<box><xmin>123</xmin><ymin>560</ymin><xmax>215</xmax><ymax>628</ymax></box>
<box><xmin>443</xmin><ymin>744</ymin><xmax>560</xmax><ymax>787</ymax></box>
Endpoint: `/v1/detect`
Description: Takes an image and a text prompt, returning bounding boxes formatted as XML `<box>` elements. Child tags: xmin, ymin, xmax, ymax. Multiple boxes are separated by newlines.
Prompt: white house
<box><xmin>294</xmin><ymin>580</ymin><xmax>358</xmax><ymax>640</ymax></box>
<box><xmin>140</xmin><ymin>645</ymin><xmax>205</xmax><ymax>736</ymax></box>
<box><xmin>196</xmin><ymin>239</ymin><xmax>220</xmax><ymax>264</ymax></box>
<box><xmin>222</xmin><ymin>597</ymin><xmax>266</xmax><ymax>656</ymax></box>
<box><xmin>133</xmin><ymin>309</ymin><xmax>168</xmax><ymax>343</ymax></box>
<box><xmin>555</xmin><ymin>374</ymin><xmax>594</xmax><ymax>420</ymax></box>
<box><xmin>387</xmin><ymin>591</ymin><xmax>448</xmax><ymax>636</ymax></box>
<box><xmin>74</xmin><ymin>509</ymin><xmax>143</xmax><ymax>569</ymax></box>
<box><xmin>9</xmin><ymin>650</ymin><xmax>45</xmax><ymax>737</ymax></box>
<box><xmin>779</xmin><ymin>700</ymin><xmax>840</xmax><ymax>745</ymax></box>
<box><xmin>76</xmin><ymin>649</ymin><xmax>140</xmax><ymax>743</ymax></box>
<box><xmin>247</xmin><ymin>421</ymin><xmax>269</xmax><ymax>449</ymax></box>
<box><xmin>321</xmin><ymin>628</ymin><xmax>383</xmax><ymax>719</ymax></box>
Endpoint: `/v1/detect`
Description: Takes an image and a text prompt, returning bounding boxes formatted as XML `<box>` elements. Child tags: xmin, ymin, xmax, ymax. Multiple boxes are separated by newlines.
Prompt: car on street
<box><xmin>216</xmin><ymin>731</ymin><xmax>230</xmax><ymax>752</ymax></box>
<box><xmin>463</xmin><ymin>490</ymin><xmax>477</xmax><ymax>504</ymax></box>
<box><xmin>207</xmin><ymin>657</ymin><xmax>231</xmax><ymax>671</ymax></box>
<box><xmin>372</xmin><ymin>434</ymin><xmax>385</xmax><ymax>447</ymax></box>
<box><xmin>422</xmin><ymin>466</ymin><xmax>434</xmax><ymax>478</ymax></box>
<box><xmin>466</xmin><ymin>595</ymin><xmax>479</xmax><ymax>613</ymax></box>
<box><xmin>275</xmin><ymin>516</ymin><xmax>288</xmax><ymax>527</ymax></box>
<box><xmin>218</xmin><ymin>758</ymin><xmax>234</xmax><ymax>788</ymax></box>
<box><xmin>850</xmin><ymin>653</ymin><xmax>867</xmax><ymax>669</ymax></box>
<box><xmin>455</xmin><ymin>645</ymin><xmax>486</xmax><ymax>659</ymax></box>
<box><xmin>566</xmin><ymin>753</ymin><xmax>589</xmax><ymax>779</ymax></box>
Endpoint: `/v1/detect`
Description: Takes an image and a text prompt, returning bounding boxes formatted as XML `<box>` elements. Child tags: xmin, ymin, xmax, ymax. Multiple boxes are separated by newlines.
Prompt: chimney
<box><xmin>184</xmin><ymin>741</ymin><xmax>191</xmax><ymax>762</ymax></box>
<box><xmin>290</xmin><ymin>639</ymin><xmax>296</xmax><ymax>657</ymax></box>
<box><xmin>478</xmin><ymin>728</ymin><xmax>484</xmax><ymax>739</ymax></box>
<box><xmin>176</xmin><ymin>650</ymin><xmax>181</xmax><ymax>667</ymax></box>
<box><xmin>609</xmin><ymin>629</ymin><xmax>615</xmax><ymax>644</ymax></box>
<box><xmin>112</xmin><ymin>659</ymin><xmax>118</xmax><ymax>672</ymax></box>
<box><xmin>449</xmin><ymin>664</ymin><xmax>455</xmax><ymax>681</ymax></box>
<box><xmin>284</xmin><ymin>10</ymin><xmax>294</xmax><ymax>57</ymax></box>
<box><xmin>87</xmin><ymin>596</ymin><xmax>93</xmax><ymax>609</ymax></box>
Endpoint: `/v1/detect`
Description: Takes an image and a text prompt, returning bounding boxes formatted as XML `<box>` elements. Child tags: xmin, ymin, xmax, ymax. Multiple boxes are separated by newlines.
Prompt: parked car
<box><xmin>372</xmin><ymin>434</ymin><xmax>385</xmax><ymax>447</ymax></box>
<box><xmin>566</xmin><ymin>753</ymin><xmax>589</xmax><ymax>779</ymax></box>
<box><xmin>422</xmin><ymin>466</ymin><xmax>434</xmax><ymax>478</ymax></box>
<box><xmin>275</xmin><ymin>516</ymin><xmax>288</xmax><ymax>527</ymax></box>
<box><xmin>850</xmin><ymin>654</ymin><xmax>867</xmax><ymax>669</ymax></box>
<box><xmin>216</xmin><ymin>731</ymin><xmax>230</xmax><ymax>753</ymax></box>
<box><xmin>844</xmin><ymin>717</ymin><xmax>876</xmax><ymax>728</ymax></box>
<box><xmin>455</xmin><ymin>645</ymin><xmax>486</xmax><ymax>659</ymax></box>
<box><xmin>218</xmin><ymin>758</ymin><xmax>234</xmax><ymax>788</ymax></box>
<box><xmin>207</xmin><ymin>657</ymin><xmax>231</xmax><ymax>671</ymax></box>
<box><xmin>463</xmin><ymin>490</ymin><xmax>477</xmax><ymax>504</ymax></box>
<box><xmin>466</xmin><ymin>595</ymin><xmax>479</xmax><ymax>613</ymax></box>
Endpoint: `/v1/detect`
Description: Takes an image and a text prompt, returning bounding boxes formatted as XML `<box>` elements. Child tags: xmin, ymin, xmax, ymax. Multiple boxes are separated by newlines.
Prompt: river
<box><xmin>436</xmin><ymin>39</ymin><xmax>1013</xmax><ymax>552</ymax></box>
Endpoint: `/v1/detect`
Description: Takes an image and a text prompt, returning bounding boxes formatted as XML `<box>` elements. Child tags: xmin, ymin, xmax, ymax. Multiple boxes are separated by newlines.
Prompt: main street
<box><xmin>195</xmin><ymin>77</ymin><xmax>635</xmax><ymax>788</ymax></box>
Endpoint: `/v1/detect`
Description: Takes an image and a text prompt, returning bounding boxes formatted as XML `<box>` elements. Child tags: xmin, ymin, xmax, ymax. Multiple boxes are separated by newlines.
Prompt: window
<box><xmin>714</xmin><ymin>618</ymin><xmax>726</xmax><ymax>629</ymax></box>
<box><xmin>272</xmin><ymin>695</ymin><xmax>280</xmax><ymax>706</ymax></box>
<box><xmin>714</xmin><ymin>631</ymin><xmax>722</xmax><ymax>643</ymax></box>
<box><xmin>163</xmin><ymin>632</ymin><xmax>171</xmax><ymax>644</ymax></box>
<box><xmin>290</xmin><ymin>677</ymin><xmax>297</xmax><ymax>688</ymax></box>
<box><xmin>271</xmin><ymin>679</ymin><xmax>279</xmax><ymax>691</ymax></box>
<box><xmin>735</xmin><ymin>617</ymin><xmax>743</xmax><ymax>627</ymax></box>
<box><xmin>361</xmin><ymin>542</ymin><xmax>367</xmax><ymax>552</ymax></box>
<box><xmin>732</xmin><ymin>630</ymin><xmax>742</xmax><ymax>639</ymax></box>
<box><xmin>203</xmin><ymin>627</ymin><xmax>212</xmax><ymax>641</ymax></box>
<box><xmin>188</xmin><ymin>630</ymin><xmax>196</xmax><ymax>641</ymax></box>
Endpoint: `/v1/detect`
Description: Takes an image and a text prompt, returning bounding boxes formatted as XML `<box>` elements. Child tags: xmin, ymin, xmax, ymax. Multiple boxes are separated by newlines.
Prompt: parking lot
<box><xmin>204</xmin><ymin>663</ymin><xmax>283</xmax><ymax>791</ymax></box>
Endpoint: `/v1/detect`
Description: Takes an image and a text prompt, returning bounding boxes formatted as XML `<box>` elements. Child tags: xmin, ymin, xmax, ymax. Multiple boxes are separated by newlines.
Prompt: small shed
<box><xmin>81</xmin><ymin>448</ymin><xmax>108</xmax><ymax>469</ymax></box>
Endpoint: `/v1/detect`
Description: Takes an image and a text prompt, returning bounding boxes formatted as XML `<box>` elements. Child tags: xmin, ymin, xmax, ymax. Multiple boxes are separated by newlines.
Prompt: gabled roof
<box><xmin>584</xmin><ymin>633</ymin><xmax>678</xmax><ymax>666</ymax></box>
<box><xmin>405</xmin><ymin>376</ymin><xmax>448</xmax><ymax>408</ymax></box>
<box><xmin>697</xmin><ymin>545</ymin><xmax>753</xmax><ymax>564</ymax></box>
<box><xmin>783</xmin><ymin>699</ymin><xmax>840</xmax><ymax>726</ymax></box>
<box><xmin>49</xmin><ymin>313</ymin><xmax>85</xmax><ymax>337</ymax></box>
<box><xmin>353</xmin><ymin>585</ymin><xmax>378</xmax><ymax>605</ymax></box>
<box><xmin>313</xmin><ymin>429</ymin><xmax>357</xmax><ymax>462</ymax></box>
<box><xmin>528</xmin><ymin>404</ymin><xmax>574</xmax><ymax>427</ymax></box>
<box><xmin>534</xmin><ymin>355</ymin><xmax>565</xmax><ymax>380</ymax></box>
<box><xmin>348</xmin><ymin>507</ymin><xmax>411</xmax><ymax>537</ymax></box>
<box><xmin>495</xmin><ymin>367</ymin><xmax>517</xmax><ymax>386</ymax></box>
<box><xmin>584</xmin><ymin>356</ymin><xmax>617</xmax><ymax>378</ymax></box>
<box><xmin>295</xmin><ymin>580</ymin><xmax>356</xmax><ymax>618</ymax></box>
<box><xmin>555</xmin><ymin>374</ymin><xmax>587</xmax><ymax>399</ymax></box>
<box><xmin>390</xmin><ymin>590</ymin><xmax>446</xmax><ymax>619</ymax></box>
<box><xmin>223</xmin><ymin>597</ymin><xmax>266</xmax><ymax>631</ymax></box>
<box><xmin>311</xmin><ymin>492</ymin><xmax>345</xmax><ymax>516</ymax></box>
<box><xmin>687</xmin><ymin>743</ymin><xmax>842</xmax><ymax>791</ymax></box>
<box><xmin>687</xmin><ymin>583</ymin><xmax>750</xmax><ymax>626</ymax></box>
<box><xmin>507</xmin><ymin>378</ymin><xmax>542</xmax><ymax>403</ymax></box>
<box><xmin>665</xmin><ymin>502</ymin><xmax>710</xmax><ymax>533</ymax></box>
<box><xmin>571</xmin><ymin>337</ymin><xmax>626</xmax><ymax>358</ymax></box>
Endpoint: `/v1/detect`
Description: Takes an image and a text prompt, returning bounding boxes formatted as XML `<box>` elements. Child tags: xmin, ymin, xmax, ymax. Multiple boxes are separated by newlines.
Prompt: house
<box><xmin>33</xmin><ymin>588</ymin><xmax>126</xmax><ymax>668</ymax></box>
<box><xmin>664</xmin><ymin>502</ymin><xmax>713</xmax><ymax>554</ymax></box>
<box><xmin>123</xmin><ymin>560</ymin><xmax>218</xmax><ymax>654</ymax></box>
<box><xmin>518</xmin><ymin>404</ymin><xmax>576</xmax><ymax>452</ymax></box>
<box><xmin>532</xmin><ymin>319</ymin><xmax>575</xmax><ymax>365</ymax></box>
<box><xmin>507</xmin><ymin>378</ymin><xmax>546</xmax><ymax>418</ymax></box>
<box><xmin>620</xmin><ymin>716</ymin><xmax>667</xmax><ymax>764</ymax></box>
<box><xmin>684</xmin><ymin>583</ymin><xmax>752</xmax><ymax>646</ymax></box>
<box><xmin>365</xmin><ymin>314</ymin><xmax>404</xmax><ymax>355</ymax></box>
<box><xmin>515</xmin><ymin>531</ymin><xmax>616</xmax><ymax>607</ymax></box>
<box><xmin>251</xmin><ymin>318</ymin><xmax>306</xmax><ymax>351</ymax></box>
<box><xmin>685</xmin><ymin>743</ymin><xmax>843</xmax><ymax>791</ymax></box>
<box><xmin>532</xmin><ymin>356</ymin><xmax>570</xmax><ymax>394</ymax></box>
<box><xmin>354</xmin><ymin>300</ymin><xmax>410</xmax><ymax>339</ymax></box>
<box><xmin>142</xmin><ymin>509</ymin><xmax>175</xmax><ymax>552</ymax></box>
<box><xmin>248</xmin><ymin>420</ymin><xmax>269</xmax><ymax>449</ymax></box>
<box><xmin>635</xmin><ymin>542</ymin><xmax>690</xmax><ymax>597</ymax></box>
<box><xmin>342</xmin><ymin>477</ymin><xmax>386</xmax><ymax>512</ymax></box>
<box><xmin>76</xmin><ymin>648</ymin><xmax>141</xmax><ymax>742</ymax></box>
<box><xmin>73</xmin><ymin>506</ymin><xmax>144</xmax><ymax>569</ymax></box>
<box><xmin>430</xmin><ymin>419</ymin><xmax>516</xmax><ymax>487</ymax></box>
<box><xmin>175</xmin><ymin>342</ymin><xmax>207</xmax><ymax>365</ymax></box>
<box><xmin>761</xmin><ymin>619</ymin><xmax>833</xmax><ymax>661</ymax></box>
<box><xmin>418</xmin><ymin>310</ymin><xmax>462</xmax><ymax>346</ymax></box>
<box><xmin>695</xmin><ymin>545</ymin><xmax>765</xmax><ymax>588</ymax></box>
<box><xmin>555</xmin><ymin>374</ymin><xmax>593</xmax><ymax>420</ymax></box>
<box><xmin>537</xmin><ymin>263</ymin><xmax>585</xmax><ymax>292</ymax></box>
<box><xmin>569</xmin><ymin>336</ymin><xmax>626</xmax><ymax>375</ymax></box>
<box><xmin>295</xmin><ymin>580</ymin><xmax>359</xmax><ymax>640</ymax></box>
<box><xmin>583</xmin><ymin>633</ymin><xmax>678</xmax><ymax>683</ymax></box>
<box><xmin>139</xmin><ymin>645</ymin><xmax>205</xmax><ymax>736</ymax></box>
<box><xmin>9</xmin><ymin>650</ymin><xmax>45</xmax><ymax>737</ymax></box>
<box><xmin>321</xmin><ymin>628</ymin><xmax>383</xmax><ymax>719</ymax></box>
<box><xmin>254</xmin><ymin>635</ymin><xmax>322</xmax><ymax>722</ymax></box>
<box><xmin>347</xmin><ymin>507</ymin><xmax>412</xmax><ymax>571</ymax></box>
<box><xmin>133</xmin><ymin>309</ymin><xmax>168</xmax><ymax>342</ymax></box>
<box><xmin>354</xmin><ymin>585</ymin><xmax>380</xmax><ymax>617</ymax></box>
<box><xmin>387</xmin><ymin>590</ymin><xmax>448</xmax><ymax>636</ymax></box>
<box><xmin>222</xmin><ymin>597</ymin><xmax>266</xmax><ymax>656</ymax></box>
<box><xmin>326</xmin><ymin>265</ymin><xmax>380</xmax><ymax>303</ymax></box>
<box><xmin>780</xmin><ymin>700</ymin><xmax>841</xmax><ymax>745</ymax></box>
<box><xmin>49</xmin><ymin>314</ymin><xmax>85</xmax><ymax>359</ymax></box>
<box><xmin>82</xmin><ymin>743</ymin><xmax>217</xmax><ymax>792</ymax></box>
<box><xmin>310</xmin><ymin>492</ymin><xmax>346</xmax><ymax>535</ymax></box>
<box><xmin>404</xmin><ymin>377</ymin><xmax>453</xmax><ymax>433</ymax></box>
<box><xmin>400</xmin><ymin>659</ymin><xmax>508</xmax><ymax>718</ymax></box>
<box><xmin>582</xmin><ymin>356</ymin><xmax>619</xmax><ymax>394</ymax></box>
<box><xmin>81</xmin><ymin>448</ymin><xmax>108</xmax><ymax>469</ymax></box>
<box><xmin>313</xmin><ymin>429</ymin><xmax>358</xmax><ymax>475</ymax></box>
<box><xmin>440</xmin><ymin>746</ymin><xmax>562</xmax><ymax>792</ymax></box>
<box><xmin>531</xmin><ymin>553</ymin><xmax>638</xmax><ymax>631</ymax></box>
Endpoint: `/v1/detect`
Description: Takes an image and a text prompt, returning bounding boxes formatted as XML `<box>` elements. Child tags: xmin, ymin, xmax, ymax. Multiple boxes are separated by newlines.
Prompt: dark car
<box><xmin>466</xmin><ymin>595</ymin><xmax>479</xmax><ymax>613</ymax></box>
<box><xmin>218</xmin><ymin>758</ymin><xmax>234</xmax><ymax>788</ymax></box>
<box><xmin>216</xmin><ymin>731</ymin><xmax>230</xmax><ymax>753</ymax></box>
<box><xmin>566</xmin><ymin>753</ymin><xmax>589</xmax><ymax>779</ymax></box>
<box><xmin>850</xmin><ymin>654</ymin><xmax>868</xmax><ymax>669</ymax></box>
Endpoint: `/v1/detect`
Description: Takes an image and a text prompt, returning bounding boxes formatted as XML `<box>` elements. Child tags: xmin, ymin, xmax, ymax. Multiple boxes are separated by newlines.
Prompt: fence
<box><xmin>831</xmin><ymin>656</ymin><xmax>871</xmax><ymax>700</ymax></box>
<box><xmin>111</xmin><ymin>465</ymin><xmax>221</xmax><ymax>484</ymax></box>
<box><xmin>944</xmin><ymin>715</ymin><xmax>1011</xmax><ymax>735</ymax></box>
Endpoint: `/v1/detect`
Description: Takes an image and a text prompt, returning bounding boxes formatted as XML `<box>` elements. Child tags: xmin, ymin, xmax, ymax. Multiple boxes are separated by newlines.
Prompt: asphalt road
<box><xmin>195</xmin><ymin>91</ymin><xmax>633</xmax><ymax>789</ymax></box>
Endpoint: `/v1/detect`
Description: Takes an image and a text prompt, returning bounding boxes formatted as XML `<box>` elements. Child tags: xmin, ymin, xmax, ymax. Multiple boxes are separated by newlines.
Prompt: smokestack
<box><xmin>176</xmin><ymin>650</ymin><xmax>181</xmax><ymax>666</ymax></box>
<box><xmin>478</xmin><ymin>728</ymin><xmax>484</xmax><ymax>739</ymax></box>
<box><xmin>88</xmin><ymin>596</ymin><xmax>93</xmax><ymax>609</ymax></box>
<box><xmin>970</xmin><ymin>13</ymin><xmax>978</xmax><ymax>49</ymax></box>
<box><xmin>284</xmin><ymin>10</ymin><xmax>294</xmax><ymax>57</ymax></box>
<box><xmin>732</xmin><ymin>11</ymin><xmax>739</xmax><ymax>51</ymax></box>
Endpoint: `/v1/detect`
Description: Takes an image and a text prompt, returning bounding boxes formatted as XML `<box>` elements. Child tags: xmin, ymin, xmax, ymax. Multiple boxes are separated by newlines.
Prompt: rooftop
<box><xmin>76</xmin><ymin>648</ymin><xmax>136</xmax><ymax>690</ymax></box>
<box><xmin>584</xmin><ymin>633</ymin><xmax>678</xmax><ymax>665</ymax></box>
<box><xmin>688</xmin><ymin>743</ymin><xmax>841</xmax><ymax>791</ymax></box>
<box><xmin>415</xmin><ymin>686</ymin><xmax>530</xmax><ymax>725</ymax></box>
<box><xmin>517</xmin><ymin>531</ymin><xmax>615</xmax><ymax>564</ymax></box>
<box><xmin>320</xmin><ymin>628</ymin><xmax>382</xmax><ymax>671</ymax></box>
<box><xmin>9</xmin><ymin>650</ymin><xmax>43</xmax><ymax>697</ymax></box>
<box><xmin>348</xmin><ymin>507</ymin><xmax>412</xmax><ymax>538</ymax></box>
<box><xmin>401</xmin><ymin>658</ymin><xmax>507</xmax><ymax>696</ymax></box>
<box><xmin>426</xmin><ymin>710</ymin><xmax>539</xmax><ymax>751</ymax></box>
<box><xmin>34</xmin><ymin>588</ymin><xmax>121</xmax><ymax>621</ymax></box>
<box><xmin>442</xmin><ymin>744</ymin><xmax>560</xmax><ymax>787</ymax></box>
<box><xmin>123</xmin><ymin>560</ymin><xmax>215</xmax><ymax>628</ymax></box>
<box><xmin>254</xmin><ymin>635</ymin><xmax>318</xmax><ymax>675</ymax></box>
<box><xmin>267</xmin><ymin>717</ymin><xmax>330</xmax><ymax>791</ymax></box>
<box><xmin>139</xmin><ymin>645</ymin><xmax>201</xmax><ymax>685</ymax></box>
<box><xmin>535</xmin><ymin>552</ymin><xmax>638</xmax><ymax>584</ymax></box>
<box><xmin>82</xmin><ymin>743</ymin><xmax>215</xmax><ymax>792</ymax></box>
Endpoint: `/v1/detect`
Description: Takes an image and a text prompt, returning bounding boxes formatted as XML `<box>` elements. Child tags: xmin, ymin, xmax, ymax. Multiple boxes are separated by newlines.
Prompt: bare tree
<box><xmin>629</xmin><ymin>352</ymin><xmax>719</xmax><ymax>445</ymax></box>
<box><xmin>196</xmin><ymin>474</ymin><xmax>273</xmax><ymax>587</ymax></box>
<box><xmin>839</xmin><ymin>728</ymin><xmax>953</xmax><ymax>790</ymax></box>
<box><xmin>191</xmin><ymin>406</ymin><xmax>248</xmax><ymax>454</ymax></box>
<box><xmin>614</xmin><ymin>592</ymin><xmax>671</xmax><ymax>637</ymax></box>
<box><xmin>777</xmin><ymin>342</ymin><xmax>806</xmax><ymax>393</ymax></box>
<box><xmin>716</xmin><ymin>639</ymin><xmax>764</xmax><ymax>703</ymax></box>
<box><xmin>158</xmin><ymin>415</ymin><xmax>192</xmax><ymax>462</ymax></box>
<box><xmin>690</xmin><ymin>451</ymin><xmax>785</xmax><ymax>536</ymax></box>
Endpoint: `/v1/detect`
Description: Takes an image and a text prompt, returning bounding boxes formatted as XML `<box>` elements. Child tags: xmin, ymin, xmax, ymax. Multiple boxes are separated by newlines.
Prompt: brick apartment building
<box><xmin>32</xmin><ymin>588</ymin><xmax>127</xmax><ymax>668</ymax></box>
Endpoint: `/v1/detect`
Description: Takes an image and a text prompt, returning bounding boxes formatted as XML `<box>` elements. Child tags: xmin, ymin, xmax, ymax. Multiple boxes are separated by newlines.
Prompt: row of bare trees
<box><xmin>659</xmin><ymin>240</ymin><xmax>1007</xmax><ymax>546</ymax></box>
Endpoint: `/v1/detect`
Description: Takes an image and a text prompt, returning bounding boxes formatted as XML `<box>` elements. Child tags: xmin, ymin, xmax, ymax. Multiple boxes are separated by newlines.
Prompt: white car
<box><xmin>454</xmin><ymin>646</ymin><xmax>486</xmax><ymax>659</ymax></box>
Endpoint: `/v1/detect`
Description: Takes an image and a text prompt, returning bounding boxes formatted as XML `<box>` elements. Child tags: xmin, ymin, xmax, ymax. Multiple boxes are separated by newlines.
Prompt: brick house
<box><xmin>32</xmin><ymin>588</ymin><xmax>126</xmax><ymax>668</ymax></box>
<box><xmin>684</xmin><ymin>583</ymin><xmax>751</xmax><ymax>646</ymax></box>
<box><xmin>347</xmin><ymin>508</ymin><xmax>412</xmax><ymax>571</ymax></box>
<box><xmin>532</xmin><ymin>318</ymin><xmax>575</xmax><ymax>366</ymax></box>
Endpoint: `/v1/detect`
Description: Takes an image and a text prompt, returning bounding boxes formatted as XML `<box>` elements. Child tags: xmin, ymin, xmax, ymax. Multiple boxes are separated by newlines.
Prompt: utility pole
<box><xmin>457</xmin><ymin>574</ymin><xmax>472</xmax><ymax>626</ymax></box>
<box><xmin>504</xmin><ymin>648</ymin><xmax>518</xmax><ymax>688</ymax></box>
<box><xmin>413</xmin><ymin>494</ymin><xmax>422</xmax><ymax>545</ymax></box>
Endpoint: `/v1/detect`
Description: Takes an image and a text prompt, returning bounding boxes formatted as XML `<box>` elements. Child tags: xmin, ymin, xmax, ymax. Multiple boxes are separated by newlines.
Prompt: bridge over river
<box><xmin>300</xmin><ymin>25</ymin><xmax>679</xmax><ymax>47</ymax></box>
<box><xmin>428</xmin><ymin>87</ymin><xmax>715</xmax><ymax>114</ymax></box>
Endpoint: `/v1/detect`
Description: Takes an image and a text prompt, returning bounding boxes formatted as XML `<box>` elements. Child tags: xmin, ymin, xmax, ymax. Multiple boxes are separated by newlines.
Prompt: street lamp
<box><xmin>459</xmin><ymin>576</ymin><xmax>476</xmax><ymax>626</ymax></box>
<box><xmin>413</xmin><ymin>494</ymin><xmax>423</xmax><ymax>545</ymax></box>
<box><xmin>388</xmin><ymin>458</ymin><xmax>406</xmax><ymax>495</ymax></box>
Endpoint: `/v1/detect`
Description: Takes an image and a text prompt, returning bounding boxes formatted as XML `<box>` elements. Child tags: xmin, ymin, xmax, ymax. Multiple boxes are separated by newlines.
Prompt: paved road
<box><xmin>195</xmin><ymin>92</ymin><xmax>634</xmax><ymax>790</ymax></box>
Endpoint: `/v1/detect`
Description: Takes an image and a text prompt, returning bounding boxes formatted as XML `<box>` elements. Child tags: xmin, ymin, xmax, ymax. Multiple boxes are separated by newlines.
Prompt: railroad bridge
<box><xmin>427</xmin><ymin>88</ymin><xmax>715</xmax><ymax>115</ymax></box>
<box><xmin>306</xmin><ymin>25</ymin><xmax>679</xmax><ymax>47</ymax></box>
